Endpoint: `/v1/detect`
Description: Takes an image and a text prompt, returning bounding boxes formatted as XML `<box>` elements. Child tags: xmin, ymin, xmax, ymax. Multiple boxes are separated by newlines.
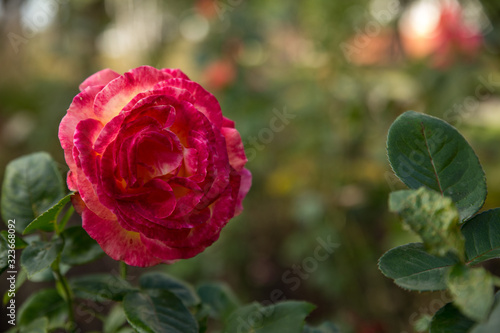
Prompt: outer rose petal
<box><xmin>70</xmin><ymin>192</ymin><xmax>86</xmax><ymax>215</ymax></box>
<box><xmin>59</xmin><ymin>86</ymin><xmax>104</xmax><ymax>194</ymax></box>
<box><xmin>161</xmin><ymin>68</ymin><xmax>190</xmax><ymax>80</ymax></box>
<box><xmin>222</xmin><ymin>116</ymin><xmax>235</xmax><ymax>128</ymax></box>
<box><xmin>94</xmin><ymin>66</ymin><xmax>180</xmax><ymax>123</ymax></box>
<box><xmin>79</xmin><ymin>69</ymin><xmax>120</xmax><ymax>91</ymax></box>
<box><xmin>235</xmin><ymin>168</ymin><xmax>252</xmax><ymax>215</ymax></box>
<box><xmin>82</xmin><ymin>206</ymin><xmax>164</xmax><ymax>267</ymax></box>
<box><xmin>221</xmin><ymin>126</ymin><xmax>247</xmax><ymax>172</ymax></box>
<box><xmin>140</xmin><ymin>234</ymin><xmax>206</xmax><ymax>260</ymax></box>
<box><xmin>59</xmin><ymin>85</ymin><xmax>103</xmax><ymax>151</ymax></box>
<box><xmin>73</xmin><ymin>149</ymin><xmax>116</xmax><ymax>220</ymax></box>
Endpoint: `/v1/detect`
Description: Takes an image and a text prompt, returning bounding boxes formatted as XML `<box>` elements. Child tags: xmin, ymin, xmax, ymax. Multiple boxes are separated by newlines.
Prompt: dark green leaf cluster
<box><xmin>380</xmin><ymin>111</ymin><xmax>500</xmax><ymax>332</ymax></box>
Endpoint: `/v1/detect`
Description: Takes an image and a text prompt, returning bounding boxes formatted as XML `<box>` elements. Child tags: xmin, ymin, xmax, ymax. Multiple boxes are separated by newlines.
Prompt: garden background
<box><xmin>1</xmin><ymin>0</ymin><xmax>500</xmax><ymax>332</ymax></box>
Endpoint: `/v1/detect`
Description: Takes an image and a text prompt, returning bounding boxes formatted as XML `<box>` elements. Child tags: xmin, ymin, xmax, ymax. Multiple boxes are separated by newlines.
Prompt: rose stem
<box><xmin>58</xmin><ymin>205</ymin><xmax>75</xmax><ymax>232</ymax></box>
<box><xmin>53</xmin><ymin>257</ymin><xmax>76</xmax><ymax>332</ymax></box>
<box><xmin>120</xmin><ymin>261</ymin><xmax>128</xmax><ymax>280</ymax></box>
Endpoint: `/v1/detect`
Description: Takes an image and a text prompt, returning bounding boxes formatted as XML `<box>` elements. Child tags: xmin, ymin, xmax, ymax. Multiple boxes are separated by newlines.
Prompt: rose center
<box><xmin>135</xmin><ymin>131</ymin><xmax>183</xmax><ymax>183</ymax></box>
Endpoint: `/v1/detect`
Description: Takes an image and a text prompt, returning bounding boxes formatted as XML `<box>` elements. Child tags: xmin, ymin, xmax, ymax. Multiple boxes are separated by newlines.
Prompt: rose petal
<box><xmin>74</xmin><ymin>118</ymin><xmax>104</xmax><ymax>185</ymax></box>
<box><xmin>153</xmin><ymin>78</ymin><xmax>223</xmax><ymax>128</ymax></box>
<box><xmin>59</xmin><ymin>85</ymin><xmax>103</xmax><ymax>151</ymax></box>
<box><xmin>79</xmin><ymin>69</ymin><xmax>120</xmax><ymax>91</ymax></box>
<box><xmin>82</xmin><ymin>206</ymin><xmax>164</xmax><ymax>267</ymax></box>
<box><xmin>222</xmin><ymin>117</ymin><xmax>235</xmax><ymax>128</ymax></box>
<box><xmin>161</xmin><ymin>68</ymin><xmax>190</xmax><ymax>80</ymax></box>
<box><xmin>94</xmin><ymin>66</ymin><xmax>178</xmax><ymax>123</ymax></box>
<box><xmin>221</xmin><ymin>126</ymin><xmax>247</xmax><ymax>172</ymax></box>
<box><xmin>140</xmin><ymin>234</ymin><xmax>205</xmax><ymax>260</ymax></box>
<box><xmin>235</xmin><ymin>168</ymin><xmax>252</xmax><ymax>215</ymax></box>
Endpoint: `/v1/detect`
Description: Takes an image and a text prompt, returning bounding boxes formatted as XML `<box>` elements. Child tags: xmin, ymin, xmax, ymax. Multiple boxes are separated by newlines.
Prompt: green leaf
<box><xmin>389</xmin><ymin>188</ymin><xmax>465</xmax><ymax>258</ymax></box>
<box><xmin>0</xmin><ymin>230</ymin><xmax>28</xmax><ymax>249</ymax></box>
<box><xmin>70</xmin><ymin>274</ymin><xmax>135</xmax><ymax>302</ymax></box>
<box><xmin>18</xmin><ymin>289</ymin><xmax>67</xmax><ymax>329</ymax></box>
<box><xmin>193</xmin><ymin>303</ymin><xmax>211</xmax><ymax>333</ymax></box>
<box><xmin>414</xmin><ymin>314</ymin><xmax>432</xmax><ymax>332</ymax></box>
<box><xmin>123</xmin><ymin>290</ymin><xmax>198</xmax><ymax>333</ymax></box>
<box><xmin>29</xmin><ymin>263</ymin><xmax>70</xmax><ymax>282</ymax></box>
<box><xmin>462</xmin><ymin>208</ymin><xmax>500</xmax><ymax>265</ymax></box>
<box><xmin>197</xmin><ymin>282</ymin><xmax>240</xmax><ymax>320</ymax></box>
<box><xmin>1</xmin><ymin>152</ymin><xmax>65</xmax><ymax>232</ymax></box>
<box><xmin>303</xmin><ymin>321</ymin><xmax>341</xmax><ymax>333</ymax></box>
<box><xmin>20</xmin><ymin>317</ymin><xmax>49</xmax><ymax>333</ymax></box>
<box><xmin>20</xmin><ymin>238</ymin><xmax>63</xmax><ymax>278</ymax></box>
<box><xmin>104</xmin><ymin>304</ymin><xmax>127</xmax><ymax>333</ymax></box>
<box><xmin>429</xmin><ymin>303</ymin><xmax>476</xmax><ymax>333</ymax></box>
<box><xmin>387</xmin><ymin>111</ymin><xmax>486</xmax><ymax>222</ymax></box>
<box><xmin>116</xmin><ymin>328</ymin><xmax>135</xmax><ymax>333</ymax></box>
<box><xmin>378</xmin><ymin>243</ymin><xmax>459</xmax><ymax>291</ymax></box>
<box><xmin>447</xmin><ymin>265</ymin><xmax>494</xmax><ymax>322</ymax></box>
<box><xmin>139</xmin><ymin>271</ymin><xmax>200</xmax><ymax>307</ymax></box>
<box><xmin>0</xmin><ymin>235</ymin><xmax>9</xmax><ymax>274</ymax></box>
<box><xmin>223</xmin><ymin>301</ymin><xmax>316</xmax><ymax>333</ymax></box>
<box><xmin>23</xmin><ymin>193</ymin><xmax>73</xmax><ymax>235</ymax></box>
<box><xmin>471</xmin><ymin>292</ymin><xmax>500</xmax><ymax>332</ymax></box>
<box><xmin>60</xmin><ymin>226</ymin><xmax>104</xmax><ymax>265</ymax></box>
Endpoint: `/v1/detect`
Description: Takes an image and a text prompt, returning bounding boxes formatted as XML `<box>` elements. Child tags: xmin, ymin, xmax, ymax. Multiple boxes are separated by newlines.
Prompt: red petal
<box><xmin>221</xmin><ymin>126</ymin><xmax>247</xmax><ymax>172</ymax></box>
<box><xmin>93</xmin><ymin>66</ymin><xmax>179</xmax><ymax>123</ymax></box>
<box><xmin>82</xmin><ymin>206</ymin><xmax>164</xmax><ymax>267</ymax></box>
<box><xmin>79</xmin><ymin>69</ymin><xmax>120</xmax><ymax>91</ymax></box>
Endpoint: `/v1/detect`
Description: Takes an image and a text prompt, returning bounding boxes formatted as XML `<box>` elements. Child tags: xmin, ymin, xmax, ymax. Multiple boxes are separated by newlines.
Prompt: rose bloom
<box><xmin>59</xmin><ymin>66</ymin><xmax>251</xmax><ymax>267</ymax></box>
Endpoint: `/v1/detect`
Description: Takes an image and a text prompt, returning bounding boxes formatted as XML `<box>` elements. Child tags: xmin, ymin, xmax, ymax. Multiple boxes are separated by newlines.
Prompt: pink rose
<box><xmin>59</xmin><ymin>66</ymin><xmax>251</xmax><ymax>267</ymax></box>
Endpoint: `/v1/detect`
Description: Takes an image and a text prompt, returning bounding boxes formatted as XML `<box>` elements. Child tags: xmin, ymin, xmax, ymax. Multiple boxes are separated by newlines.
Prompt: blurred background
<box><xmin>1</xmin><ymin>0</ymin><xmax>500</xmax><ymax>332</ymax></box>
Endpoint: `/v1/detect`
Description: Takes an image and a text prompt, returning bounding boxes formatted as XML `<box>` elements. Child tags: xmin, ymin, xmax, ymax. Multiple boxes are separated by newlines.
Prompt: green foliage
<box><xmin>429</xmin><ymin>303</ymin><xmax>475</xmax><ymax>333</ymax></box>
<box><xmin>21</xmin><ymin>317</ymin><xmax>49</xmax><ymax>333</ymax></box>
<box><xmin>378</xmin><ymin>242</ymin><xmax>458</xmax><ymax>291</ymax></box>
<box><xmin>123</xmin><ymin>290</ymin><xmax>199</xmax><ymax>333</ymax></box>
<box><xmin>0</xmin><ymin>230</ymin><xmax>27</xmax><ymax>249</ymax></box>
<box><xmin>383</xmin><ymin>111</ymin><xmax>500</xmax><ymax>332</ymax></box>
<box><xmin>23</xmin><ymin>193</ymin><xmax>73</xmax><ymax>234</ymax></box>
<box><xmin>1</xmin><ymin>152</ymin><xmax>65</xmax><ymax>232</ymax></box>
<box><xmin>389</xmin><ymin>188</ymin><xmax>464</xmax><ymax>258</ymax></box>
<box><xmin>462</xmin><ymin>209</ymin><xmax>500</xmax><ymax>265</ymax></box>
<box><xmin>387</xmin><ymin>111</ymin><xmax>486</xmax><ymax>222</ymax></box>
<box><xmin>471</xmin><ymin>294</ymin><xmax>500</xmax><ymax>332</ymax></box>
<box><xmin>17</xmin><ymin>289</ymin><xmax>67</xmax><ymax>329</ymax></box>
<box><xmin>414</xmin><ymin>314</ymin><xmax>432</xmax><ymax>332</ymax></box>
<box><xmin>20</xmin><ymin>238</ymin><xmax>64</xmax><ymax>278</ymax></box>
<box><xmin>197</xmin><ymin>282</ymin><xmax>241</xmax><ymax>320</ymax></box>
<box><xmin>70</xmin><ymin>274</ymin><xmax>136</xmax><ymax>302</ymax></box>
<box><xmin>223</xmin><ymin>301</ymin><xmax>316</xmax><ymax>333</ymax></box>
<box><xmin>104</xmin><ymin>305</ymin><xmax>128</xmax><ymax>333</ymax></box>
<box><xmin>60</xmin><ymin>226</ymin><xmax>104</xmax><ymax>265</ymax></box>
<box><xmin>302</xmin><ymin>322</ymin><xmax>341</xmax><ymax>333</ymax></box>
<box><xmin>0</xmin><ymin>234</ymin><xmax>9</xmax><ymax>274</ymax></box>
<box><xmin>446</xmin><ymin>265</ymin><xmax>494</xmax><ymax>322</ymax></box>
<box><xmin>139</xmin><ymin>271</ymin><xmax>200</xmax><ymax>307</ymax></box>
